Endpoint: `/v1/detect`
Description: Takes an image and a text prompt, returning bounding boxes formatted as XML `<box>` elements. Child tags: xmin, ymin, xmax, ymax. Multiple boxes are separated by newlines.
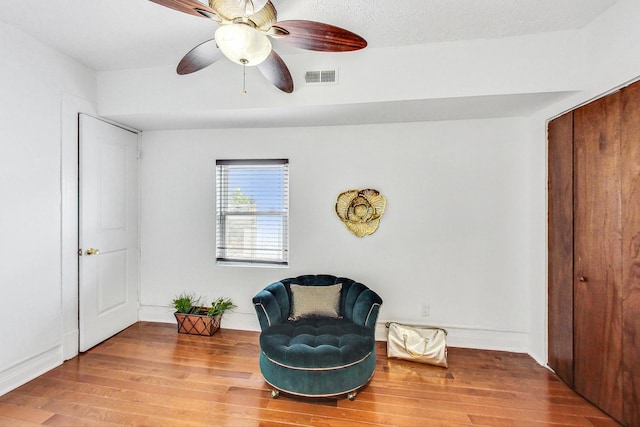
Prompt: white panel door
<box><xmin>79</xmin><ymin>114</ymin><xmax>139</xmax><ymax>352</ymax></box>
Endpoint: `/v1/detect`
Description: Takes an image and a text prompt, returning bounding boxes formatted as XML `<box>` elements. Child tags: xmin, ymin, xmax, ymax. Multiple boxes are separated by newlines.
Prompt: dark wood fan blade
<box><xmin>257</xmin><ymin>51</ymin><xmax>293</xmax><ymax>93</ymax></box>
<box><xmin>177</xmin><ymin>39</ymin><xmax>224</xmax><ymax>75</ymax></box>
<box><xmin>149</xmin><ymin>0</ymin><xmax>219</xmax><ymax>20</ymax></box>
<box><xmin>273</xmin><ymin>20</ymin><xmax>367</xmax><ymax>52</ymax></box>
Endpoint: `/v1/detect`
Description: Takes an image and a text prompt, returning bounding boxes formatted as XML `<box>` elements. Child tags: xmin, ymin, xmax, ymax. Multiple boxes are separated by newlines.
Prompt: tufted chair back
<box><xmin>253</xmin><ymin>274</ymin><xmax>382</xmax><ymax>331</ymax></box>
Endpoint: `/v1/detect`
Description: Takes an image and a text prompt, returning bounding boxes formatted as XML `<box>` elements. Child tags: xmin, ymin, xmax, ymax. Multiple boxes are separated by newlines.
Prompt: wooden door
<box><xmin>79</xmin><ymin>114</ymin><xmax>139</xmax><ymax>352</ymax></box>
<box><xmin>621</xmin><ymin>82</ymin><xmax>640</xmax><ymax>426</ymax></box>
<box><xmin>573</xmin><ymin>93</ymin><xmax>623</xmax><ymax>421</ymax></box>
<box><xmin>547</xmin><ymin>112</ymin><xmax>574</xmax><ymax>387</ymax></box>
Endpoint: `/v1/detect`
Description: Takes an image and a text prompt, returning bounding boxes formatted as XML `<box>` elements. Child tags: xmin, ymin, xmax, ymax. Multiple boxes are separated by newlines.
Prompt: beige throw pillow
<box><xmin>289</xmin><ymin>283</ymin><xmax>342</xmax><ymax>320</ymax></box>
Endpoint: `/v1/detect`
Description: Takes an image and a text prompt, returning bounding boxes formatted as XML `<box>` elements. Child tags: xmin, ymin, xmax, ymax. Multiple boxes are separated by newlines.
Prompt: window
<box><xmin>216</xmin><ymin>159</ymin><xmax>289</xmax><ymax>266</ymax></box>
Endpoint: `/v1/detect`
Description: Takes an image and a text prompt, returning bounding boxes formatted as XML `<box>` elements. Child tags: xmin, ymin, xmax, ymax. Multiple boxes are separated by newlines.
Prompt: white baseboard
<box><xmin>0</xmin><ymin>346</ymin><xmax>62</xmax><ymax>397</ymax></box>
<box><xmin>376</xmin><ymin>321</ymin><xmax>528</xmax><ymax>353</ymax></box>
<box><xmin>139</xmin><ymin>305</ymin><xmax>261</xmax><ymax>332</ymax></box>
<box><xmin>528</xmin><ymin>349</ymin><xmax>547</xmax><ymax>366</ymax></box>
<box><xmin>141</xmin><ymin>305</ymin><xmax>527</xmax><ymax>354</ymax></box>
<box><xmin>438</xmin><ymin>325</ymin><xmax>527</xmax><ymax>353</ymax></box>
<box><xmin>139</xmin><ymin>304</ymin><xmax>176</xmax><ymax>324</ymax></box>
<box><xmin>63</xmin><ymin>329</ymin><xmax>79</xmax><ymax>361</ymax></box>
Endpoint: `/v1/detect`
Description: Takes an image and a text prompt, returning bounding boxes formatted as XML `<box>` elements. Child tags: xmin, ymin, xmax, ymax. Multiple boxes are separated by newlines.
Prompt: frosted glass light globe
<box><xmin>215</xmin><ymin>24</ymin><xmax>272</xmax><ymax>66</ymax></box>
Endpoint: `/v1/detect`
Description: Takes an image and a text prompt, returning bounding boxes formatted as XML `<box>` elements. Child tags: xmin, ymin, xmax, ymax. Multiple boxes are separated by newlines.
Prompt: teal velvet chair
<box><xmin>252</xmin><ymin>275</ymin><xmax>383</xmax><ymax>400</ymax></box>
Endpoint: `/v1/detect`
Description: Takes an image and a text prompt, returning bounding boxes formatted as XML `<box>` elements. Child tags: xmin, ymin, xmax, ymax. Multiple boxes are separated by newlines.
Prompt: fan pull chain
<box><xmin>241</xmin><ymin>59</ymin><xmax>248</xmax><ymax>94</ymax></box>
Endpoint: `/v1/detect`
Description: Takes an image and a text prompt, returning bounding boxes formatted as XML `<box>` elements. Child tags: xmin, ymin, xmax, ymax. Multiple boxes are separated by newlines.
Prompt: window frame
<box><xmin>215</xmin><ymin>159</ymin><xmax>289</xmax><ymax>267</ymax></box>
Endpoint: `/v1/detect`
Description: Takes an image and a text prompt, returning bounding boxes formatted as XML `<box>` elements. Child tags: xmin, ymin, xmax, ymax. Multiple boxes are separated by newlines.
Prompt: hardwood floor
<box><xmin>0</xmin><ymin>322</ymin><xmax>618</xmax><ymax>426</ymax></box>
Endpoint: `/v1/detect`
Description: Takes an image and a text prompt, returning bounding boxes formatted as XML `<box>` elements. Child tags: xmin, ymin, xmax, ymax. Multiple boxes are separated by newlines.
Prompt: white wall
<box><xmin>139</xmin><ymin>119</ymin><xmax>532</xmax><ymax>350</ymax></box>
<box><xmin>0</xmin><ymin>21</ymin><xmax>96</xmax><ymax>395</ymax></box>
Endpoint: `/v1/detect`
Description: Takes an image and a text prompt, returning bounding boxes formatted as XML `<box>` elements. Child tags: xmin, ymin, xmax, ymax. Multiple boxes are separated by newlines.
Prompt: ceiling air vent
<box><xmin>305</xmin><ymin>69</ymin><xmax>338</xmax><ymax>85</ymax></box>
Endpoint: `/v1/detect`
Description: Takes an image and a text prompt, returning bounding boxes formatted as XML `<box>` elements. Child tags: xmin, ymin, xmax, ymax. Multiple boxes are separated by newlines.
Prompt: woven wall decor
<box><xmin>335</xmin><ymin>189</ymin><xmax>387</xmax><ymax>237</ymax></box>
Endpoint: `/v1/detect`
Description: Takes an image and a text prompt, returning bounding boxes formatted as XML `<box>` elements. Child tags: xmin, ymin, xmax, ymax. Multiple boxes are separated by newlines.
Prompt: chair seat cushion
<box><xmin>260</xmin><ymin>318</ymin><xmax>375</xmax><ymax>369</ymax></box>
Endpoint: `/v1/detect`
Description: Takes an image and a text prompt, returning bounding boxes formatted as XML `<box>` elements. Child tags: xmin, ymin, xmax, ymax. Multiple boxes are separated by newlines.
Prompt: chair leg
<box><xmin>347</xmin><ymin>391</ymin><xmax>357</xmax><ymax>401</ymax></box>
<box><xmin>271</xmin><ymin>389</ymin><xmax>280</xmax><ymax>399</ymax></box>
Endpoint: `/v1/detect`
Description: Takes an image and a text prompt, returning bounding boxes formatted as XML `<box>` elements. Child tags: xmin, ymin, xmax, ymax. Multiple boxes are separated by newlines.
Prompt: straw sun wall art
<box><xmin>335</xmin><ymin>189</ymin><xmax>387</xmax><ymax>237</ymax></box>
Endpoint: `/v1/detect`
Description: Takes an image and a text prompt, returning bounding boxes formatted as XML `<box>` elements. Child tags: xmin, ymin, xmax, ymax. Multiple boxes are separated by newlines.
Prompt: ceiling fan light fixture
<box><xmin>215</xmin><ymin>23</ymin><xmax>272</xmax><ymax>66</ymax></box>
<box><xmin>239</xmin><ymin>0</ymin><xmax>269</xmax><ymax>16</ymax></box>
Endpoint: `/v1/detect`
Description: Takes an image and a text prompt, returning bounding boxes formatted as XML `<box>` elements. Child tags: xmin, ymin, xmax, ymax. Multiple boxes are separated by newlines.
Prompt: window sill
<box><xmin>216</xmin><ymin>261</ymin><xmax>289</xmax><ymax>269</ymax></box>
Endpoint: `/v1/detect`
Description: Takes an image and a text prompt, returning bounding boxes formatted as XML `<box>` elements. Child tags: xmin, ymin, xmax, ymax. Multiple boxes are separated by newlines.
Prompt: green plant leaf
<box><xmin>170</xmin><ymin>292</ymin><xmax>203</xmax><ymax>313</ymax></box>
<box><xmin>208</xmin><ymin>297</ymin><xmax>236</xmax><ymax>317</ymax></box>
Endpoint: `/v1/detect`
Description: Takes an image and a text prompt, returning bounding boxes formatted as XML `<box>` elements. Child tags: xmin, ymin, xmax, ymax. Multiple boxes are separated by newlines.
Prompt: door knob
<box><xmin>577</xmin><ymin>276</ymin><xmax>588</xmax><ymax>282</ymax></box>
<box><xmin>85</xmin><ymin>248</ymin><xmax>100</xmax><ymax>256</ymax></box>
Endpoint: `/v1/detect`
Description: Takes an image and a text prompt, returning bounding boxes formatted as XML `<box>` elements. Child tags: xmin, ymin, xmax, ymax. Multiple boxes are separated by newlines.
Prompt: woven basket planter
<box><xmin>174</xmin><ymin>307</ymin><xmax>221</xmax><ymax>336</ymax></box>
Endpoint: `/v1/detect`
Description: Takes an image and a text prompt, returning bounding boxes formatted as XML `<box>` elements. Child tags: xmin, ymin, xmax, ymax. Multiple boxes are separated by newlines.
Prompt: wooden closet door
<box><xmin>573</xmin><ymin>92</ymin><xmax>623</xmax><ymax>421</ymax></box>
<box><xmin>621</xmin><ymin>82</ymin><xmax>640</xmax><ymax>426</ymax></box>
<box><xmin>547</xmin><ymin>112</ymin><xmax>574</xmax><ymax>387</ymax></box>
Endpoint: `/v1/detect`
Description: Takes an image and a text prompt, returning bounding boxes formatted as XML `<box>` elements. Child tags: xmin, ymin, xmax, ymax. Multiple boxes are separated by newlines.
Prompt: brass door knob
<box><xmin>85</xmin><ymin>248</ymin><xmax>100</xmax><ymax>256</ymax></box>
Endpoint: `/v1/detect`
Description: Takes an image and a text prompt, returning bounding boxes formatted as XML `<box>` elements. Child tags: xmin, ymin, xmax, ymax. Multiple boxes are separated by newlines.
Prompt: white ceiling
<box><xmin>0</xmin><ymin>0</ymin><xmax>618</xmax><ymax>71</ymax></box>
<box><xmin>0</xmin><ymin>0</ymin><xmax>619</xmax><ymax>129</ymax></box>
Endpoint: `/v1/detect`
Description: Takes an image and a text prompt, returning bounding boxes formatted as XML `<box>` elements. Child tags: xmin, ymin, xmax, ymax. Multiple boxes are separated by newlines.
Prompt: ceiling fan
<box><xmin>149</xmin><ymin>0</ymin><xmax>367</xmax><ymax>93</ymax></box>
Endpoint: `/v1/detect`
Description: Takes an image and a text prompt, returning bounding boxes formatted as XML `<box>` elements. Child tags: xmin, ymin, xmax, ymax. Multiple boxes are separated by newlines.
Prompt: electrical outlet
<box><xmin>421</xmin><ymin>301</ymin><xmax>430</xmax><ymax>317</ymax></box>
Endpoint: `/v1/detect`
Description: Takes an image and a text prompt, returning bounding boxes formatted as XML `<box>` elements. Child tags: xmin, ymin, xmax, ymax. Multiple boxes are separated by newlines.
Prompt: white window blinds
<box><xmin>216</xmin><ymin>159</ymin><xmax>289</xmax><ymax>266</ymax></box>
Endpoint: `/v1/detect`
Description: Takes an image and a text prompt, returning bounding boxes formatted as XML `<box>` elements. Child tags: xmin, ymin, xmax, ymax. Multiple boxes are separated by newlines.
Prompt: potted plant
<box><xmin>171</xmin><ymin>292</ymin><xmax>236</xmax><ymax>336</ymax></box>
